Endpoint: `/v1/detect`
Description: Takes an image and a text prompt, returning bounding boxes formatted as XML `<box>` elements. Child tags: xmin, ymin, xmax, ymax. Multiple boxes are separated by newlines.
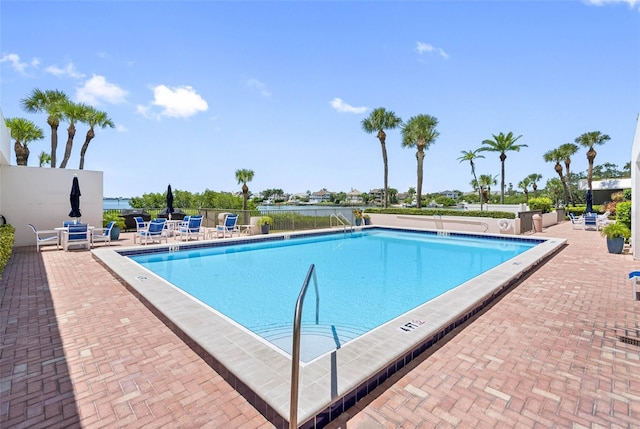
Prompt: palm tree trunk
<box><xmin>586</xmin><ymin>148</ymin><xmax>597</xmax><ymax>191</ymax></box>
<box><xmin>564</xmin><ymin>159</ymin><xmax>574</xmax><ymax>205</ymax></box>
<box><xmin>378</xmin><ymin>130</ymin><xmax>389</xmax><ymax>208</ymax></box>
<box><xmin>500</xmin><ymin>153</ymin><xmax>506</xmax><ymax>204</ymax></box>
<box><xmin>79</xmin><ymin>129</ymin><xmax>95</xmax><ymax>170</ymax></box>
<box><xmin>49</xmin><ymin>121</ymin><xmax>58</xmax><ymax>168</ymax></box>
<box><xmin>470</xmin><ymin>162</ymin><xmax>481</xmax><ymax>211</ymax></box>
<box><xmin>59</xmin><ymin>123</ymin><xmax>76</xmax><ymax>169</ymax></box>
<box><xmin>416</xmin><ymin>149</ymin><xmax>425</xmax><ymax>209</ymax></box>
<box><xmin>555</xmin><ymin>164</ymin><xmax>569</xmax><ymax>206</ymax></box>
<box><xmin>14</xmin><ymin>141</ymin><xmax>29</xmax><ymax>166</ymax></box>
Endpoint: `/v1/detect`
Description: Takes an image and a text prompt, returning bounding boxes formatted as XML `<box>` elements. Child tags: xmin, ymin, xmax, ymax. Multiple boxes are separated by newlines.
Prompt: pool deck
<box><xmin>1</xmin><ymin>221</ymin><xmax>639</xmax><ymax>428</ymax></box>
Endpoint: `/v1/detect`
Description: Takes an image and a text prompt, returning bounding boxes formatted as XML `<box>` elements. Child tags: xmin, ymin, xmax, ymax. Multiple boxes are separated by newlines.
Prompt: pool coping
<box><xmin>92</xmin><ymin>226</ymin><xmax>566</xmax><ymax>428</ymax></box>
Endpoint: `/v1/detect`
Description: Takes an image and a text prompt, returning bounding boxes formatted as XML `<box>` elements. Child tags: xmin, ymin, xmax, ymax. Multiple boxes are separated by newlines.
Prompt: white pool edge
<box><xmin>92</xmin><ymin>226</ymin><xmax>566</xmax><ymax>428</ymax></box>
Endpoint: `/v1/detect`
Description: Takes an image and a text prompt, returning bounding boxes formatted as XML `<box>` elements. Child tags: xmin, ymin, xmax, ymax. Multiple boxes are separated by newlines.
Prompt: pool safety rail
<box><xmin>290</xmin><ymin>264</ymin><xmax>320</xmax><ymax>429</ymax></box>
<box><xmin>330</xmin><ymin>212</ymin><xmax>353</xmax><ymax>231</ymax></box>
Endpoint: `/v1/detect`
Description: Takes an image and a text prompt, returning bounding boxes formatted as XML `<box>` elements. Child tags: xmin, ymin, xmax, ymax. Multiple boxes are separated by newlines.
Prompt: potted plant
<box><xmin>600</xmin><ymin>222</ymin><xmax>630</xmax><ymax>254</ymax></box>
<box><xmin>363</xmin><ymin>214</ymin><xmax>371</xmax><ymax>225</ymax></box>
<box><xmin>257</xmin><ymin>216</ymin><xmax>273</xmax><ymax>234</ymax></box>
<box><xmin>102</xmin><ymin>211</ymin><xmax>126</xmax><ymax>240</ymax></box>
<box><xmin>353</xmin><ymin>209</ymin><xmax>363</xmax><ymax>226</ymax></box>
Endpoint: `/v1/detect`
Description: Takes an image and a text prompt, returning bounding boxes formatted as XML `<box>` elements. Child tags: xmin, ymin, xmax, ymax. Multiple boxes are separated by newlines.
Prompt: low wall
<box><xmin>368</xmin><ymin>213</ymin><xmax>521</xmax><ymax>235</ymax></box>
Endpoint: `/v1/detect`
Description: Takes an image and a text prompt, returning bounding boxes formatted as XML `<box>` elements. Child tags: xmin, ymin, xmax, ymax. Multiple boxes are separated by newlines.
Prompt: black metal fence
<box><xmin>104</xmin><ymin>207</ymin><xmax>359</xmax><ymax>232</ymax></box>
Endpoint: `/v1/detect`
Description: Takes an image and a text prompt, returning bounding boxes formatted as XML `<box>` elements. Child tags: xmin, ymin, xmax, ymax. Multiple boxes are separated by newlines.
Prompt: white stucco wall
<box><xmin>631</xmin><ymin>114</ymin><xmax>640</xmax><ymax>260</ymax></box>
<box><xmin>0</xmin><ymin>165</ymin><xmax>103</xmax><ymax>247</ymax></box>
<box><xmin>368</xmin><ymin>213</ymin><xmax>522</xmax><ymax>235</ymax></box>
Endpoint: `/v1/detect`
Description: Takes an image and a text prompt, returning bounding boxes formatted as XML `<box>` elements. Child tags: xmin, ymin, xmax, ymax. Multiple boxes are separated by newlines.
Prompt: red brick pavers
<box><xmin>328</xmin><ymin>222</ymin><xmax>640</xmax><ymax>428</ymax></box>
<box><xmin>1</xmin><ymin>223</ymin><xmax>639</xmax><ymax>428</ymax></box>
<box><xmin>1</xmin><ymin>234</ymin><xmax>272</xmax><ymax>429</ymax></box>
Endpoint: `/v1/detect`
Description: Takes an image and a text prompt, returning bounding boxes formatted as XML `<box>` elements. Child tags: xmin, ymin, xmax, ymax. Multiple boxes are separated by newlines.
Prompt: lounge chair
<box><xmin>62</xmin><ymin>223</ymin><xmax>90</xmax><ymax>251</ymax></box>
<box><xmin>598</xmin><ymin>211</ymin><xmax>611</xmax><ymax>230</ymax></box>
<box><xmin>28</xmin><ymin>224</ymin><xmax>60</xmax><ymax>251</ymax></box>
<box><xmin>584</xmin><ymin>213</ymin><xmax>598</xmax><ymax>231</ymax></box>
<box><xmin>216</xmin><ymin>213</ymin><xmax>239</xmax><ymax>238</ymax></box>
<box><xmin>133</xmin><ymin>216</ymin><xmax>148</xmax><ymax>244</ymax></box>
<box><xmin>176</xmin><ymin>215</ymin><xmax>205</xmax><ymax>241</ymax></box>
<box><xmin>569</xmin><ymin>213</ymin><xmax>583</xmax><ymax>230</ymax></box>
<box><xmin>92</xmin><ymin>221</ymin><xmax>115</xmax><ymax>247</ymax></box>
<box><xmin>138</xmin><ymin>218</ymin><xmax>168</xmax><ymax>245</ymax></box>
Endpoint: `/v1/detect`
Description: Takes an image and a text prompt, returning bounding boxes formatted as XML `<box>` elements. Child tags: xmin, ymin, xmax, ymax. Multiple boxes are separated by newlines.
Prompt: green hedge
<box><xmin>616</xmin><ymin>201</ymin><xmax>631</xmax><ymax>230</ymax></box>
<box><xmin>0</xmin><ymin>224</ymin><xmax>15</xmax><ymax>280</ymax></box>
<box><xmin>365</xmin><ymin>207</ymin><xmax>516</xmax><ymax>219</ymax></box>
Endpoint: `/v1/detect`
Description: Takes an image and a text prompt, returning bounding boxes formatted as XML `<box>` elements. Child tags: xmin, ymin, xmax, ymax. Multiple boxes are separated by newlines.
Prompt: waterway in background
<box><xmin>103</xmin><ymin>198</ymin><xmax>132</xmax><ymax>210</ymax></box>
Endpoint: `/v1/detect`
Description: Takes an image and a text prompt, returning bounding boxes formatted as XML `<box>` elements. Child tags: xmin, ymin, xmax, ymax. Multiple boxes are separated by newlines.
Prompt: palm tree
<box><xmin>79</xmin><ymin>106</ymin><xmax>115</xmax><ymax>169</ymax></box>
<box><xmin>457</xmin><ymin>149</ymin><xmax>485</xmax><ymax>210</ymax></box>
<box><xmin>20</xmin><ymin>88</ymin><xmax>69</xmax><ymax>168</ymax></box>
<box><xmin>59</xmin><ymin>101</ymin><xmax>91</xmax><ymax>168</ymax></box>
<box><xmin>543</xmin><ymin>148</ymin><xmax>569</xmax><ymax>206</ymax></box>
<box><xmin>235</xmin><ymin>168</ymin><xmax>255</xmax><ymax>214</ymax></box>
<box><xmin>478</xmin><ymin>174</ymin><xmax>496</xmax><ymax>205</ymax></box>
<box><xmin>558</xmin><ymin>142</ymin><xmax>579</xmax><ymax>204</ymax></box>
<box><xmin>5</xmin><ymin>117</ymin><xmax>44</xmax><ymax>166</ymax></box>
<box><xmin>478</xmin><ymin>132</ymin><xmax>527</xmax><ymax>204</ymax></box>
<box><xmin>361</xmin><ymin>108</ymin><xmax>403</xmax><ymax>208</ymax></box>
<box><xmin>38</xmin><ymin>151</ymin><xmax>51</xmax><ymax>167</ymax></box>
<box><xmin>518</xmin><ymin>177</ymin><xmax>532</xmax><ymax>202</ymax></box>
<box><xmin>401</xmin><ymin>114</ymin><xmax>439</xmax><ymax>209</ymax></box>
<box><xmin>575</xmin><ymin>131</ymin><xmax>611</xmax><ymax>191</ymax></box>
<box><xmin>527</xmin><ymin>173</ymin><xmax>542</xmax><ymax>197</ymax></box>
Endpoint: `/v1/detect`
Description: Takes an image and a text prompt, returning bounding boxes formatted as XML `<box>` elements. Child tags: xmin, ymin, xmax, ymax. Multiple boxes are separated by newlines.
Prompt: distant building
<box><xmin>440</xmin><ymin>190</ymin><xmax>459</xmax><ymax>199</ymax></box>
<box><xmin>309</xmin><ymin>189</ymin><xmax>334</xmax><ymax>203</ymax></box>
<box><xmin>368</xmin><ymin>188</ymin><xmax>384</xmax><ymax>205</ymax></box>
<box><xmin>346</xmin><ymin>188</ymin><xmax>363</xmax><ymax>204</ymax></box>
<box><xmin>578</xmin><ymin>178</ymin><xmax>631</xmax><ymax>204</ymax></box>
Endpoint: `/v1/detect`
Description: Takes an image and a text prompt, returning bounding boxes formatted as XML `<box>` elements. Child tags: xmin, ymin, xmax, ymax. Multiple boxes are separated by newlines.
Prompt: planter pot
<box><xmin>606</xmin><ymin>236</ymin><xmax>625</xmax><ymax>254</ymax></box>
<box><xmin>355</xmin><ymin>218</ymin><xmax>362</xmax><ymax>226</ymax></box>
<box><xmin>364</xmin><ymin>217</ymin><xmax>371</xmax><ymax>225</ymax></box>
<box><xmin>261</xmin><ymin>225</ymin><xmax>270</xmax><ymax>234</ymax></box>
<box><xmin>110</xmin><ymin>226</ymin><xmax>121</xmax><ymax>240</ymax></box>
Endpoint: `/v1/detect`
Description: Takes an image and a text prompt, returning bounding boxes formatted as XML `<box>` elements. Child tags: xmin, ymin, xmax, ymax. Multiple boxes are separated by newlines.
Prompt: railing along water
<box><xmin>290</xmin><ymin>264</ymin><xmax>319</xmax><ymax>429</ymax></box>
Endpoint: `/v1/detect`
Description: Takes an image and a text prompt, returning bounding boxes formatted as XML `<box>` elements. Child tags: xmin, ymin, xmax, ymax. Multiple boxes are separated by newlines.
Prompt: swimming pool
<box><xmin>130</xmin><ymin>230</ymin><xmax>538</xmax><ymax>362</ymax></box>
<box><xmin>94</xmin><ymin>226</ymin><xmax>565</xmax><ymax>428</ymax></box>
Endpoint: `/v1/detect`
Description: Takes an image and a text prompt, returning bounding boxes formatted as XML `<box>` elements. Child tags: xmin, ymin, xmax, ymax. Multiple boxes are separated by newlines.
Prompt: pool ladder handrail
<box><xmin>330</xmin><ymin>212</ymin><xmax>352</xmax><ymax>232</ymax></box>
<box><xmin>290</xmin><ymin>264</ymin><xmax>319</xmax><ymax>429</ymax></box>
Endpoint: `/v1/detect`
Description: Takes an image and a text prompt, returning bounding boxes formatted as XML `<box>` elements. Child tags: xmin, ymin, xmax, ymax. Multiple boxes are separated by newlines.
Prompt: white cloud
<box><xmin>0</xmin><ymin>53</ymin><xmax>32</xmax><ymax>74</ymax></box>
<box><xmin>416</xmin><ymin>41</ymin><xmax>449</xmax><ymax>59</ymax></box>
<box><xmin>330</xmin><ymin>98</ymin><xmax>368</xmax><ymax>114</ymax></box>
<box><xmin>45</xmin><ymin>62</ymin><xmax>85</xmax><ymax>79</ymax></box>
<box><xmin>76</xmin><ymin>75</ymin><xmax>127</xmax><ymax>105</ymax></box>
<box><xmin>144</xmin><ymin>84</ymin><xmax>208</xmax><ymax>118</ymax></box>
<box><xmin>115</xmin><ymin>124</ymin><xmax>128</xmax><ymax>132</ymax></box>
<box><xmin>583</xmin><ymin>0</ymin><xmax>639</xmax><ymax>8</ymax></box>
<box><xmin>245</xmin><ymin>78</ymin><xmax>272</xmax><ymax>97</ymax></box>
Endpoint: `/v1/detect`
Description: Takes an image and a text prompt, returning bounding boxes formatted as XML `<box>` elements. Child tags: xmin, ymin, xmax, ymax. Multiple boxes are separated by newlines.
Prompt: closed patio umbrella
<box><xmin>69</xmin><ymin>176</ymin><xmax>82</xmax><ymax>220</ymax></box>
<box><xmin>166</xmin><ymin>184</ymin><xmax>174</xmax><ymax>219</ymax></box>
<box><xmin>586</xmin><ymin>189</ymin><xmax>593</xmax><ymax>214</ymax></box>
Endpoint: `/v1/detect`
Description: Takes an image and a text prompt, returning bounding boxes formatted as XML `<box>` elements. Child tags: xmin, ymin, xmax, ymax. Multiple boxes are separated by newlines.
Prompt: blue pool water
<box><xmin>130</xmin><ymin>229</ymin><xmax>538</xmax><ymax>361</ymax></box>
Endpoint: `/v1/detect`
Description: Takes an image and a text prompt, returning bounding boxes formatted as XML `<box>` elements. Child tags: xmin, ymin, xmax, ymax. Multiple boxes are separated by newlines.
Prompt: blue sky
<box><xmin>1</xmin><ymin>0</ymin><xmax>638</xmax><ymax>199</ymax></box>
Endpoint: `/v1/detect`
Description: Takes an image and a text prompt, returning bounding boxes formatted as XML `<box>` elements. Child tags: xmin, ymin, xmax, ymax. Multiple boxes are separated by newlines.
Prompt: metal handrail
<box><xmin>290</xmin><ymin>264</ymin><xmax>319</xmax><ymax>429</ymax></box>
<box><xmin>330</xmin><ymin>213</ymin><xmax>352</xmax><ymax>231</ymax></box>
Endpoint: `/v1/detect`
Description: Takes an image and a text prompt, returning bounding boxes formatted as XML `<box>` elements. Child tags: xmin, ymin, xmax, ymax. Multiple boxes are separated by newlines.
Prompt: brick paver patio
<box><xmin>1</xmin><ymin>221</ymin><xmax>639</xmax><ymax>428</ymax></box>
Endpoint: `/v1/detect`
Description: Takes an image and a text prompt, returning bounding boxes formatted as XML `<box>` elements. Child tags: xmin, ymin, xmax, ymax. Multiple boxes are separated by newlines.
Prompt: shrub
<box><xmin>0</xmin><ymin>224</ymin><xmax>15</xmax><ymax>280</ymax></box>
<box><xmin>601</xmin><ymin>222</ymin><xmax>631</xmax><ymax>240</ymax></box>
<box><xmin>616</xmin><ymin>201</ymin><xmax>631</xmax><ymax>230</ymax></box>
<box><xmin>527</xmin><ymin>197</ymin><xmax>553</xmax><ymax>214</ymax></box>
<box><xmin>103</xmin><ymin>211</ymin><xmax>126</xmax><ymax>229</ymax></box>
